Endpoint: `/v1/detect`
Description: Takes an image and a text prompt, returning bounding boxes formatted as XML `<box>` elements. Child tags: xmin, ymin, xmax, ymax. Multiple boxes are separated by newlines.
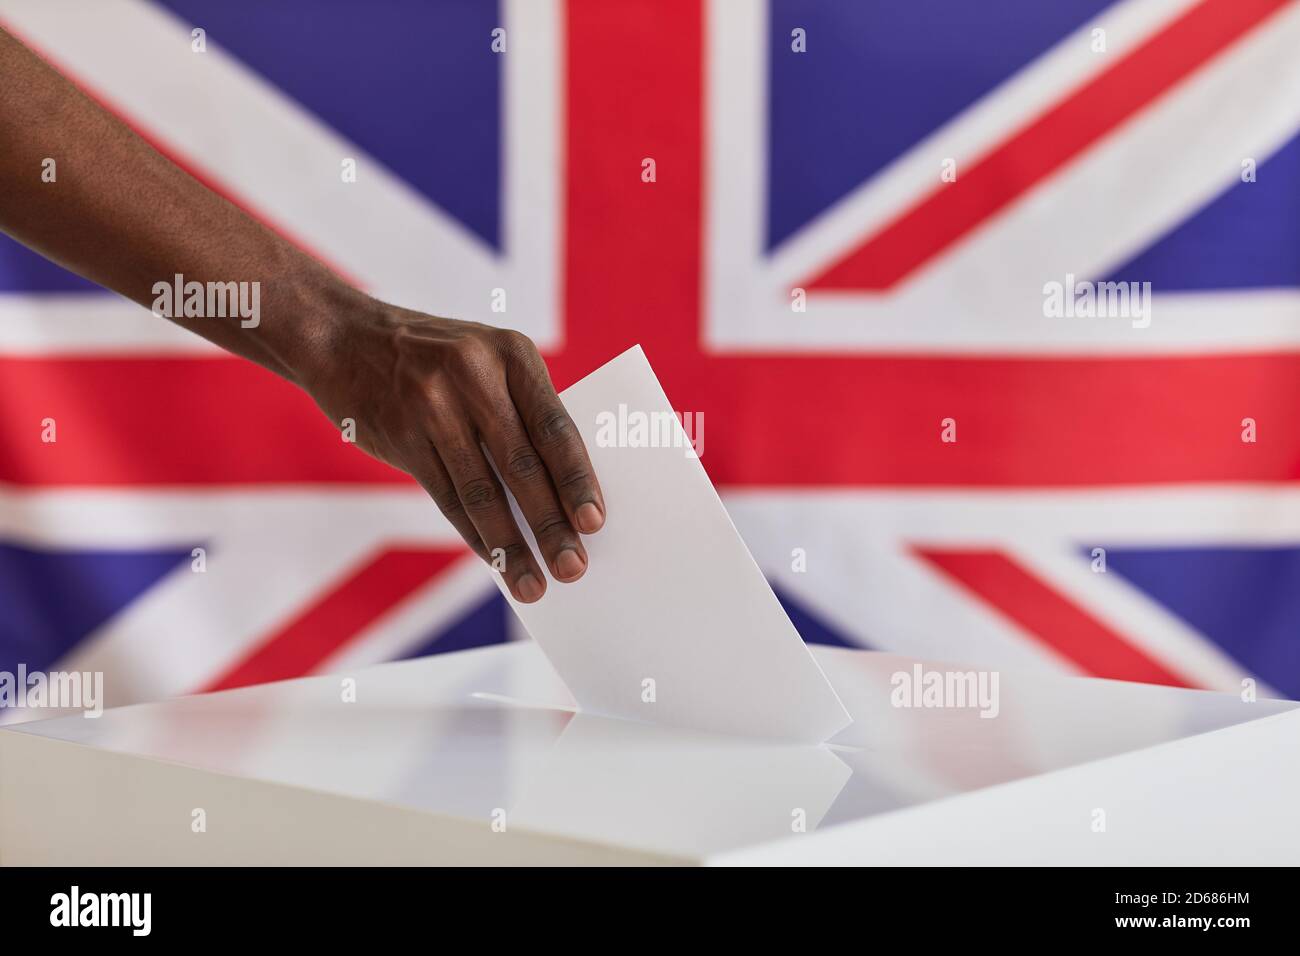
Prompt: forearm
<box><xmin>0</xmin><ymin>26</ymin><xmax>606</xmax><ymax>598</ymax></box>
<box><xmin>0</xmin><ymin>26</ymin><xmax>352</xmax><ymax>384</ymax></box>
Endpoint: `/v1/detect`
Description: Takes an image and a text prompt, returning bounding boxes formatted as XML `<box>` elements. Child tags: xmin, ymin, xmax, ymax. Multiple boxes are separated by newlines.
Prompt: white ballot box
<box><xmin>2</xmin><ymin>642</ymin><xmax>1297</xmax><ymax>866</ymax></box>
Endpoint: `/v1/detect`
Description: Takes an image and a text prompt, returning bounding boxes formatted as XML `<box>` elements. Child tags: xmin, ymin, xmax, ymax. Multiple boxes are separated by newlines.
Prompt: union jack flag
<box><xmin>2</xmin><ymin>0</ymin><xmax>1299</xmax><ymax>719</ymax></box>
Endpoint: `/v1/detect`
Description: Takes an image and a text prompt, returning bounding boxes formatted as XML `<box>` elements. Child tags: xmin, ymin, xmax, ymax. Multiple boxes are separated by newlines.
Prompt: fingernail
<box><xmin>576</xmin><ymin>502</ymin><xmax>604</xmax><ymax>534</ymax></box>
<box><xmin>555</xmin><ymin>548</ymin><xmax>586</xmax><ymax>581</ymax></box>
<box><xmin>516</xmin><ymin>573</ymin><xmax>543</xmax><ymax>603</ymax></box>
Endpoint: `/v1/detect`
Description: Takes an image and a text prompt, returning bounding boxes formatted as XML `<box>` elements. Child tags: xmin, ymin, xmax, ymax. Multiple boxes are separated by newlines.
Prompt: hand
<box><xmin>302</xmin><ymin>298</ymin><xmax>605</xmax><ymax>603</ymax></box>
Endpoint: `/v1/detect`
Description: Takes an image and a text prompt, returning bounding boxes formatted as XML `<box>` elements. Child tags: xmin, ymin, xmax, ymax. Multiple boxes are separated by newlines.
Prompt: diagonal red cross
<box><xmin>3</xmin><ymin>0</ymin><xmax>1295</xmax><ymax>690</ymax></box>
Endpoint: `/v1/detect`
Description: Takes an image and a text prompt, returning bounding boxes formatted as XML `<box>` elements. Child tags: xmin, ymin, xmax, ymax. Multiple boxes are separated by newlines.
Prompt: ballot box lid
<box><xmin>3</xmin><ymin>642</ymin><xmax>1296</xmax><ymax>864</ymax></box>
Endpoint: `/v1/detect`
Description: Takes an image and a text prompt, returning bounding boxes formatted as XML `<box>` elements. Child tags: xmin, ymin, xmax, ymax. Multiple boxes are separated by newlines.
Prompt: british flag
<box><xmin>2</xmin><ymin>0</ymin><xmax>1299</xmax><ymax>720</ymax></box>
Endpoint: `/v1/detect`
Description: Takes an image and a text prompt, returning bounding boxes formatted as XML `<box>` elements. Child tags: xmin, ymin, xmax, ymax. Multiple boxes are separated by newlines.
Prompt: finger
<box><xmin>433</xmin><ymin>424</ymin><xmax>548</xmax><ymax>604</ymax></box>
<box><xmin>502</xmin><ymin>334</ymin><xmax>605</xmax><ymax>534</ymax></box>
<box><xmin>404</xmin><ymin>443</ymin><xmax>490</xmax><ymax>562</ymax></box>
<box><xmin>479</xmin><ymin>403</ymin><xmax>588</xmax><ymax>584</ymax></box>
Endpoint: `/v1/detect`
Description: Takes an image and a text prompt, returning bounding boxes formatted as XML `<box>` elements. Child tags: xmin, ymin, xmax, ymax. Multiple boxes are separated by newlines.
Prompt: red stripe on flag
<box><xmin>556</xmin><ymin>0</ymin><xmax>705</xmax><ymax>372</ymax></box>
<box><xmin>914</xmin><ymin>547</ymin><xmax>1197</xmax><ymax>687</ymax></box>
<box><xmin>0</xmin><ymin>355</ymin><xmax>404</xmax><ymax>485</ymax></box>
<box><xmin>696</xmin><ymin>351</ymin><xmax>1300</xmax><ymax>487</ymax></box>
<box><xmin>806</xmin><ymin>0</ymin><xmax>1293</xmax><ymax>291</ymax></box>
<box><xmin>202</xmin><ymin>547</ymin><xmax>467</xmax><ymax>692</ymax></box>
<box><xmin>4</xmin><ymin>351</ymin><xmax>1300</xmax><ymax>487</ymax></box>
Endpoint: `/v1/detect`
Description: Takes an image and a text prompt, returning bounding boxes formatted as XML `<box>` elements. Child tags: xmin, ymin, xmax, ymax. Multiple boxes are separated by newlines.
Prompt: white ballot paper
<box><xmin>490</xmin><ymin>345</ymin><xmax>852</xmax><ymax>743</ymax></box>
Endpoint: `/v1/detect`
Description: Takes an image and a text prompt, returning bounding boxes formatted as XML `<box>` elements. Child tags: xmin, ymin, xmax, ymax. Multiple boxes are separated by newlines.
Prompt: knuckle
<box><xmin>495</xmin><ymin>541</ymin><xmax>530</xmax><ymax>564</ymax></box>
<box><xmin>555</xmin><ymin>466</ymin><xmax>593</xmax><ymax>494</ymax></box>
<box><xmin>498</xmin><ymin>328</ymin><xmax>538</xmax><ymax>360</ymax></box>
<box><xmin>533</xmin><ymin>512</ymin><xmax>573</xmax><ymax>543</ymax></box>
<box><xmin>531</xmin><ymin>406</ymin><xmax>575</xmax><ymax>446</ymax></box>
<box><xmin>458</xmin><ymin>476</ymin><xmax>500</xmax><ymax>512</ymax></box>
<box><xmin>505</xmin><ymin>445</ymin><xmax>545</xmax><ymax>480</ymax></box>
